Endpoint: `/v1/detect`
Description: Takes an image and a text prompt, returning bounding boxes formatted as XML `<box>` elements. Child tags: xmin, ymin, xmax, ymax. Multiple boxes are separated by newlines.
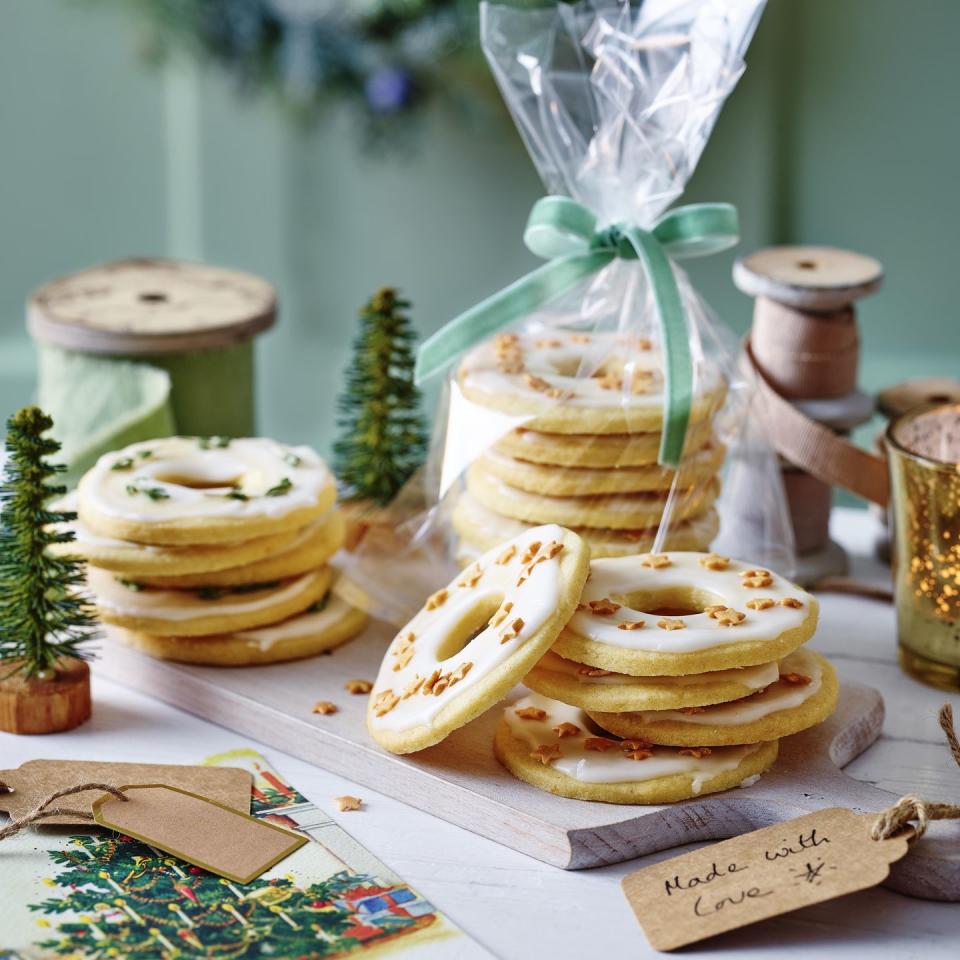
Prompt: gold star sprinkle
<box><xmin>529</xmin><ymin>743</ymin><xmax>563</xmax><ymax>765</ymax></box>
<box><xmin>425</xmin><ymin>589</ymin><xmax>448</xmax><ymax>610</ymax></box>
<box><xmin>641</xmin><ymin>555</ymin><xmax>672</xmax><ymax>569</ymax></box>
<box><xmin>779</xmin><ymin>597</ymin><xmax>803</xmax><ymax>609</ymax></box>
<box><xmin>746</xmin><ymin>598</ymin><xmax>776</xmax><ymax>610</ymax></box>
<box><xmin>335</xmin><ymin>796</ymin><xmax>363</xmax><ymax>812</ymax></box>
<box><xmin>698</xmin><ymin>553</ymin><xmax>731</xmax><ymax>570</ymax></box>
<box><xmin>345</xmin><ymin>679</ymin><xmax>372</xmax><ymax>694</ymax></box>
<box><xmin>617</xmin><ymin>620</ymin><xmax>646</xmax><ymax>631</ymax></box>
<box><xmin>679</xmin><ymin>747</ymin><xmax>712</xmax><ymax>759</ymax></box>
<box><xmin>657</xmin><ymin>618</ymin><xmax>686</xmax><ymax>631</ymax></box>
<box><xmin>515</xmin><ymin>706</ymin><xmax>547</xmax><ymax>721</ymax></box>
<box><xmin>552</xmin><ymin>722</ymin><xmax>581</xmax><ymax>738</ymax></box>
<box><xmin>588</xmin><ymin>598</ymin><xmax>621</xmax><ymax>616</ymax></box>
<box><xmin>781</xmin><ymin>672</ymin><xmax>812</xmax><ymax>685</ymax></box>
<box><xmin>497</xmin><ymin>545</ymin><xmax>517</xmax><ymax>565</ymax></box>
<box><xmin>312</xmin><ymin>701</ymin><xmax>337</xmax><ymax>715</ymax></box>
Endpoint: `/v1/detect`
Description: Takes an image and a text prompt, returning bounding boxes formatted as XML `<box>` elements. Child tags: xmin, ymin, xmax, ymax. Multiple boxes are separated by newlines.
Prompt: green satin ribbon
<box><xmin>416</xmin><ymin>197</ymin><xmax>739</xmax><ymax>466</ymax></box>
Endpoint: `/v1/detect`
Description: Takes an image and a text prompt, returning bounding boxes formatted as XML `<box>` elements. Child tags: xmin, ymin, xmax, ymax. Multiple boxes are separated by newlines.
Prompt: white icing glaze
<box><xmin>504</xmin><ymin>693</ymin><xmax>759</xmax><ymax>791</ymax></box>
<box><xmin>535</xmin><ymin>650</ymin><xmax>780</xmax><ymax>690</ymax></box>
<box><xmin>88</xmin><ymin>566</ymin><xmax>324</xmax><ymax>621</ymax></box>
<box><xmin>79</xmin><ymin>437</ymin><xmax>333</xmax><ymax>523</ymax></box>
<box><xmin>568</xmin><ymin>552</ymin><xmax>814</xmax><ymax>654</ymax></box>
<box><xmin>234</xmin><ymin>592</ymin><xmax>355</xmax><ymax>651</ymax></box>
<box><xmin>630</xmin><ymin>649</ymin><xmax>823</xmax><ymax>726</ymax></box>
<box><xmin>369</xmin><ymin>525</ymin><xmax>574</xmax><ymax>732</ymax></box>
<box><xmin>459</xmin><ymin>331</ymin><xmax>725</xmax><ymax>412</ymax></box>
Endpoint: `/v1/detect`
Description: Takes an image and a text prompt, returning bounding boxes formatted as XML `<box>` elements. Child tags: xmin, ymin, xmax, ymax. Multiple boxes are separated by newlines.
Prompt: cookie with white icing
<box><xmin>524</xmin><ymin>650</ymin><xmax>783</xmax><ymax>713</ymax></box>
<box><xmin>467</xmin><ymin>462</ymin><xmax>720</xmax><ymax>530</ymax></box>
<box><xmin>89</xmin><ymin>565</ymin><xmax>331</xmax><ymax>637</ymax></box>
<box><xmin>554</xmin><ymin>552</ymin><xmax>818</xmax><ymax>675</ymax></box>
<box><xmin>476</xmin><ymin>440</ymin><xmax>725</xmax><ymax>496</ymax></box>
<box><xmin>493</xmin><ymin>419</ymin><xmax>715</xmax><ymax>469</ymax></box>
<box><xmin>49</xmin><ymin>492</ymin><xmax>316</xmax><ymax>577</ymax></box>
<box><xmin>458</xmin><ymin>331</ymin><xmax>727</xmax><ymax>435</ymax></box>
<box><xmin>137</xmin><ymin>510</ymin><xmax>344</xmax><ymax>589</ymax></box>
<box><xmin>452</xmin><ymin>492</ymin><xmax>718</xmax><ymax>560</ymax></box>
<box><xmin>78</xmin><ymin>437</ymin><xmax>336</xmax><ymax>545</ymax></box>
<box><xmin>494</xmin><ymin>693</ymin><xmax>778</xmax><ymax>804</ymax></box>
<box><xmin>588</xmin><ymin>650</ymin><xmax>838</xmax><ymax>746</ymax></box>
<box><xmin>105</xmin><ymin>587</ymin><xmax>367</xmax><ymax>666</ymax></box>
<box><xmin>367</xmin><ymin>525</ymin><xmax>590</xmax><ymax>755</ymax></box>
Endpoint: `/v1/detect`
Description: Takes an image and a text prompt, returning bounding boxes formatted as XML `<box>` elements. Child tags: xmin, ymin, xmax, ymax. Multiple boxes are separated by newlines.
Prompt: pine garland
<box><xmin>0</xmin><ymin>407</ymin><xmax>98</xmax><ymax>678</ymax></box>
<box><xmin>334</xmin><ymin>288</ymin><xmax>427</xmax><ymax>506</ymax></box>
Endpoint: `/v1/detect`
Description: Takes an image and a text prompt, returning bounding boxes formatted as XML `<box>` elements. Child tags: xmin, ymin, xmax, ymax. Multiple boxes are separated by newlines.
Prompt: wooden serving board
<box><xmin>95</xmin><ymin>625</ymin><xmax>960</xmax><ymax>901</ymax></box>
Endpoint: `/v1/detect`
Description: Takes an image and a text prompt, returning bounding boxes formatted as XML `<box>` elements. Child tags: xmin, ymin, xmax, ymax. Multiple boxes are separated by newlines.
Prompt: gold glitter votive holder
<box><xmin>887</xmin><ymin>403</ymin><xmax>960</xmax><ymax>690</ymax></box>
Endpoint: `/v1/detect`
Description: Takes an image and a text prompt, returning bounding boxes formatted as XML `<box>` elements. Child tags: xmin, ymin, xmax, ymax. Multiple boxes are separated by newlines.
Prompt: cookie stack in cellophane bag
<box><xmin>56</xmin><ymin>436</ymin><xmax>367</xmax><ymax>665</ymax></box>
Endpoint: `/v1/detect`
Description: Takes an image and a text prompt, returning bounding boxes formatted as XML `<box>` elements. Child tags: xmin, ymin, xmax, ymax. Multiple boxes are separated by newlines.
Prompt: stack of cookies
<box><xmin>366</xmin><ymin>526</ymin><xmax>838</xmax><ymax>806</ymax></box>
<box><xmin>58</xmin><ymin>436</ymin><xmax>367</xmax><ymax>665</ymax></box>
<box><xmin>451</xmin><ymin>331</ymin><xmax>727</xmax><ymax>563</ymax></box>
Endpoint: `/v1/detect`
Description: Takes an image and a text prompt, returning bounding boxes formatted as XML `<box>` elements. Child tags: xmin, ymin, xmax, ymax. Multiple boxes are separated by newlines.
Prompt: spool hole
<box><xmin>139</xmin><ymin>291</ymin><xmax>168</xmax><ymax>303</ymax></box>
<box><xmin>435</xmin><ymin>594</ymin><xmax>504</xmax><ymax>662</ymax></box>
<box><xmin>795</xmin><ymin>260</ymin><xmax>818</xmax><ymax>271</ymax></box>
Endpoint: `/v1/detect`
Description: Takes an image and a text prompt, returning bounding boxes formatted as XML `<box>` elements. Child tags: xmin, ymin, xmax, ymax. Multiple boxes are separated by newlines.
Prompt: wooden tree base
<box><xmin>0</xmin><ymin>658</ymin><xmax>91</xmax><ymax>734</ymax></box>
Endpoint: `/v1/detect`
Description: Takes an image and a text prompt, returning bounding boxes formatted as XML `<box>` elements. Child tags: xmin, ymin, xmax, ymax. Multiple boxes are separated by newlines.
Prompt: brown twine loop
<box><xmin>0</xmin><ymin>782</ymin><xmax>127</xmax><ymax>841</ymax></box>
<box><xmin>871</xmin><ymin>704</ymin><xmax>960</xmax><ymax>842</ymax></box>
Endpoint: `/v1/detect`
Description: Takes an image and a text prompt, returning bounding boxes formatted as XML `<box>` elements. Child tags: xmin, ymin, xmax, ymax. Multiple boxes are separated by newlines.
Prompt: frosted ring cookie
<box><xmin>494</xmin><ymin>693</ymin><xmax>778</xmax><ymax>804</ymax></box>
<box><xmin>89</xmin><ymin>565</ymin><xmax>331</xmax><ymax>636</ymax></box>
<box><xmin>477</xmin><ymin>441</ymin><xmax>725</xmax><ymax>496</ymax></box>
<box><xmin>138</xmin><ymin>510</ymin><xmax>345</xmax><ymax>589</ymax></box>
<box><xmin>467</xmin><ymin>462</ymin><xmax>720</xmax><ymax>530</ymax></box>
<box><xmin>452</xmin><ymin>492</ymin><xmax>718</xmax><ymax>559</ymax></box>
<box><xmin>588</xmin><ymin>649</ymin><xmax>838</xmax><ymax>746</ymax></box>
<box><xmin>524</xmin><ymin>650</ymin><xmax>782</xmax><ymax>713</ymax></box>
<box><xmin>367</xmin><ymin>525</ymin><xmax>590</xmax><ymax>754</ymax></box>
<box><xmin>78</xmin><ymin>437</ymin><xmax>336</xmax><ymax>545</ymax></box>
<box><xmin>459</xmin><ymin>331</ymin><xmax>727</xmax><ymax>435</ymax></box>
<box><xmin>554</xmin><ymin>552</ymin><xmax>818</xmax><ymax>675</ymax></box>
<box><xmin>105</xmin><ymin>588</ymin><xmax>368</xmax><ymax>666</ymax></box>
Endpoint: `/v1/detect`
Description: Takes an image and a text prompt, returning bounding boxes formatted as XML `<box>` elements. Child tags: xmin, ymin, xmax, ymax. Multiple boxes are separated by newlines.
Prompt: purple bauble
<box><xmin>365</xmin><ymin>66</ymin><xmax>413</xmax><ymax>113</ymax></box>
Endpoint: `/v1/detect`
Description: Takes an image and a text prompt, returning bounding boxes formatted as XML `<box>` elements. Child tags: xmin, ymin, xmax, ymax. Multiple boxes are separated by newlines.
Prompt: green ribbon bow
<box><xmin>416</xmin><ymin>197</ymin><xmax>739</xmax><ymax>467</ymax></box>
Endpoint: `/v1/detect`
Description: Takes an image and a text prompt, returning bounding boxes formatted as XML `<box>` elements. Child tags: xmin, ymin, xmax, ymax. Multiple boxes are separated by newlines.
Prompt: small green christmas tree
<box><xmin>334</xmin><ymin>288</ymin><xmax>428</xmax><ymax>506</ymax></box>
<box><xmin>0</xmin><ymin>406</ymin><xmax>98</xmax><ymax>679</ymax></box>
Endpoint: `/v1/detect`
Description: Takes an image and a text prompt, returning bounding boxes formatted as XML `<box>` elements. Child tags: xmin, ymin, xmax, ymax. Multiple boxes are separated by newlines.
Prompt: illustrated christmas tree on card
<box><xmin>0</xmin><ymin>406</ymin><xmax>97</xmax><ymax>733</ymax></box>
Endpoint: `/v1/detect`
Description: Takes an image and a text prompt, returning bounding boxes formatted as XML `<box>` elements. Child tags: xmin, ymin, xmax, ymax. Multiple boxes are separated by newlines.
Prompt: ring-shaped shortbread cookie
<box><xmin>89</xmin><ymin>565</ymin><xmax>331</xmax><ymax>636</ymax></box>
<box><xmin>458</xmin><ymin>331</ymin><xmax>727</xmax><ymax>435</ymax></box>
<box><xmin>477</xmin><ymin>441</ymin><xmax>725</xmax><ymax>496</ymax></box>
<box><xmin>366</xmin><ymin>524</ymin><xmax>590</xmax><ymax>755</ymax></box>
<box><xmin>587</xmin><ymin>649</ymin><xmax>838</xmax><ymax>746</ymax></box>
<box><xmin>494</xmin><ymin>693</ymin><xmax>778</xmax><ymax>804</ymax></box>
<box><xmin>78</xmin><ymin>437</ymin><xmax>336</xmax><ymax>544</ymax></box>
<box><xmin>553</xmin><ymin>552</ymin><xmax>818</xmax><ymax>676</ymax></box>
<box><xmin>467</xmin><ymin>462</ymin><xmax>720</xmax><ymax>530</ymax></box>
<box><xmin>452</xmin><ymin>493</ymin><xmax>718</xmax><ymax>560</ymax></box>
<box><xmin>524</xmin><ymin>650</ymin><xmax>782</xmax><ymax>713</ymax></box>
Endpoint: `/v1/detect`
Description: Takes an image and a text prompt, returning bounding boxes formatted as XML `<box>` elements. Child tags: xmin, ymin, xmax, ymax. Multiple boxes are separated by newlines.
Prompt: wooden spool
<box><xmin>734</xmin><ymin>246</ymin><xmax>883</xmax><ymax>585</ymax></box>
<box><xmin>0</xmin><ymin>658</ymin><xmax>91</xmax><ymax>735</ymax></box>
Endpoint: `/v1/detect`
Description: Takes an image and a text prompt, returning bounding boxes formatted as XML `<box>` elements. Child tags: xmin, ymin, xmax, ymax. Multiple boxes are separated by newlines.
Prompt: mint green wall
<box><xmin>1</xmin><ymin>0</ymin><xmax>957</xmax><ymax>458</ymax></box>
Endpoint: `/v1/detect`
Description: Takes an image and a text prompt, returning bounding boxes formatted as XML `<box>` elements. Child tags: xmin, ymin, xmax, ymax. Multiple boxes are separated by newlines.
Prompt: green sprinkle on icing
<box><xmin>110</xmin><ymin>457</ymin><xmax>134</xmax><ymax>471</ymax></box>
<box><xmin>283</xmin><ymin>452</ymin><xmax>303</xmax><ymax>468</ymax></box>
<box><xmin>265</xmin><ymin>477</ymin><xmax>293</xmax><ymax>497</ymax></box>
<box><xmin>198</xmin><ymin>436</ymin><xmax>231</xmax><ymax>450</ymax></box>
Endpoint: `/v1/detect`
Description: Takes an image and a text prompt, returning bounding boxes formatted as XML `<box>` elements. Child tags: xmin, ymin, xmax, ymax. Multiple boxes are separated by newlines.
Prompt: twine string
<box><xmin>871</xmin><ymin>704</ymin><xmax>960</xmax><ymax>841</ymax></box>
<box><xmin>0</xmin><ymin>782</ymin><xmax>127</xmax><ymax>841</ymax></box>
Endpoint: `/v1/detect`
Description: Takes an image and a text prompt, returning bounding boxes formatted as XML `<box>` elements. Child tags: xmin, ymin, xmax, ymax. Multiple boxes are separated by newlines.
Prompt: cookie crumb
<box><xmin>312</xmin><ymin>700</ymin><xmax>337</xmax><ymax>715</ymax></box>
<box><xmin>345</xmin><ymin>679</ymin><xmax>373</xmax><ymax>694</ymax></box>
<box><xmin>335</xmin><ymin>795</ymin><xmax>363</xmax><ymax>812</ymax></box>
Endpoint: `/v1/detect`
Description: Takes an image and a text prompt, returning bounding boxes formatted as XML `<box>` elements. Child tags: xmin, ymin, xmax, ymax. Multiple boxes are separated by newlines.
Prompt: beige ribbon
<box><xmin>0</xmin><ymin>782</ymin><xmax>127</xmax><ymax>841</ymax></box>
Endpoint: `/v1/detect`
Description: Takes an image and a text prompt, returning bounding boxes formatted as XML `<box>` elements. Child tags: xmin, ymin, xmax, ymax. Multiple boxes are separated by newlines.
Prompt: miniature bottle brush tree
<box><xmin>0</xmin><ymin>406</ymin><xmax>97</xmax><ymax>733</ymax></box>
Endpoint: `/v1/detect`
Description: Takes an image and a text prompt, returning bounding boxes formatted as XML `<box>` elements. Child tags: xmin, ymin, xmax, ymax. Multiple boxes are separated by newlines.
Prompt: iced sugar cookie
<box><xmin>78</xmin><ymin>437</ymin><xmax>336</xmax><ymax>545</ymax></box>
<box><xmin>105</xmin><ymin>589</ymin><xmax>367</xmax><ymax>666</ymax></box>
<box><xmin>367</xmin><ymin>525</ymin><xmax>590</xmax><ymax>755</ymax></box>
<box><xmin>467</xmin><ymin>462</ymin><xmax>720</xmax><ymax>530</ymax></box>
<box><xmin>554</xmin><ymin>552</ymin><xmax>818</xmax><ymax>675</ymax></box>
<box><xmin>588</xmin><ymin>649</ymin><xmax>837</xmax><ymax>746</ymax></box>
<box><xmin>494</xmin><ymin>420</ymin><xmax>715</xmax><ymax>469</ymax></box>
<box><xmin>477</xmin><ymin>441</ymin><xmax>724</xmax><ymax>496</ymax></box>
<box><xmin>452</xmin><ymin>492</ymin><xmax>718</xmax><ymax>559</ymax></box>
<box><xmin>494</xmin><ymin>693</ymin><xmax>778</xmax><ymax>804</ymax></box>
<box><xmin>524</xmin><ymin>650</ymin><xmax>782</xmax><ymax>713</ymax></box>
<box><xmin>138</xmin><ymin>510</ymin><xmax>344</xmax><ymax>589</ymax></box>
<box><xmin>49</xmin><ymin>492</ymin><xmax>313</xmax><ymax>577</ymax></box>
<box><xmin>89</xmin><ymin>565</ymin><xmax>331</xmax><ymax>636</ymax></box>
<box><xmin>458</xmin><ymin>331</ymin><xmax>727</xmax><ymax>435</ymax></box>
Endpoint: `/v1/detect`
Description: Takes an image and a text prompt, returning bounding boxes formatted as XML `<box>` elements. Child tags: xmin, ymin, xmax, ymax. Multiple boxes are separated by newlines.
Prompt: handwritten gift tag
<box><xmin>622</xmin><ymin>808</ymin><xmax>912</xmax><ymax>951</ymax></box>
<box><xmin>92</xmin><ymin>784</ymin><xmax>307</xmax><ymax>883</ymax></box>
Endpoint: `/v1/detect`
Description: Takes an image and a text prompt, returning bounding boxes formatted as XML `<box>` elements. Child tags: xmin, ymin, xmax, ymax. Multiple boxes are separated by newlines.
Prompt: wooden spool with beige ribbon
<box><xmin>734</xmin><ymin>246</ymin><xmax>887</xmax><ymax>584</ymax></box>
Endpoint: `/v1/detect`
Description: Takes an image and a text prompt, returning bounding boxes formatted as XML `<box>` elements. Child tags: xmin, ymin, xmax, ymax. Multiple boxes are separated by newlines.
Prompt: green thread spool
<box><xmin>28</xmin><ymin>258</ymin><xmax>276</xmax><ymax>482</ymax></box>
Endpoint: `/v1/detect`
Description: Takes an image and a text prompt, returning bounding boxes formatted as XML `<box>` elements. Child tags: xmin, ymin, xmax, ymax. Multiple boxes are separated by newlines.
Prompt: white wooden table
<box><xmin>2</xmin><ymin>509</ymin><xmax>959</xmax><ymax>958</ymax></box>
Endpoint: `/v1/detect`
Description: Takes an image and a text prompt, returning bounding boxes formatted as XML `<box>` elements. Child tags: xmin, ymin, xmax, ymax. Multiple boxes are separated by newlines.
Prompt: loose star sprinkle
<box><xmin>552</xmin><ymin>722</ymin><xmax>581</xmax><ymax>738</ymax></box>
<box><xmin>588</xmin><ymin>598</ymin><xmax>621</xmax><ymax>616</ymax></box>
<box><xmin>617</xmin><ymin>620</ymin><xmax>646</xmax><ymax>631</ymax></box>
<box><xmin>425</xmin><ymin>589</ymin><xmax>448</xmax><ymax>610</ymax></box>
<box><xmin>311</xmin><ymin>701</ymin><xmax>337</xmax><ymax>715</ymax></box>
<box><xmin>335</xmin><ymin>796</ymin><xmax>363</xmax><ymax>812</ymax></box>
<box><xmin>530</xmin><ymin>743</ymin><xmax>563</xmax><ymax>764</ymax></box>
<box><xmin>584</xmin><ymin>737</ymin><xmax>618</xmax><ymax>752</ymax></box>
<box><xmin>781</xmin><ymin>672</ymin><xmax>812</xmax><ymax>685</ymax></box>
<box><xmin>746</xmin><ymin>598</ymin><xmax>776</xmax><ymax>610</ymax></box>
<box><xmin>679</xmin><ymin>747</ymin><xmax>713</xmax><ymax>758</ymax></box>
<box><xmin>515</xmin><ymin>706</ymin><xmax>547</xmax><ymax>721</ymax></box>
<box><xmin>779</xmin><ymin>597</ymin><xmax>803</xmax><ymax>608</ymax></box>
<box><xmin>641</xmin><ymin>554</ymin><xmax>672</xmax><ymax>569</ymax></box>
<box><xmin>345</xmin><ymin>679</ymin><xmax>373</xmax><ymax>694</ymax></box>
<box><xmin>657</xmin><ymin>618</ymin><xmax>686</xmax><ymax>631</ymax></box>
<box><xmin>698</xmin><ymin>553</ymin><xmax>731</xmax><ymax>570</ymax></box>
